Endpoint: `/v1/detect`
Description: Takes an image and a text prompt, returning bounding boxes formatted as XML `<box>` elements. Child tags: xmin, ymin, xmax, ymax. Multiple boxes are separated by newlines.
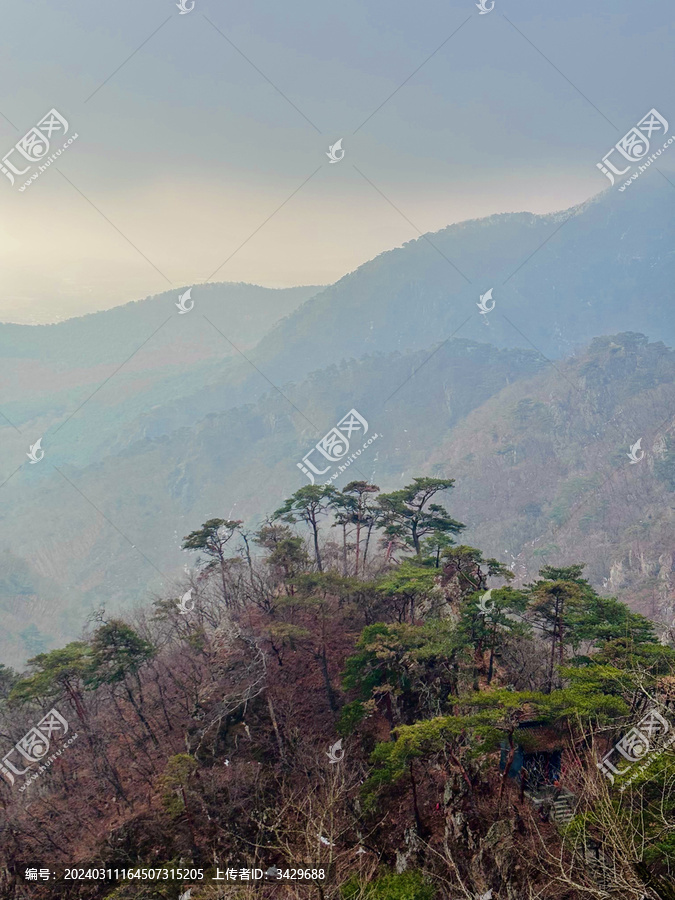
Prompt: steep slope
<box><xmin>0</xmin><ymin>339</ymin><xmax>545</xmax><ymax>665</ymax></box>
<box><xmin>5</xmin><ymin>329</ymin><xmax>675</xmax><ymax>665</ymax></box>
<box><xmin>121</xmin><ymin>180</ymin><xmax>675</xmax><ymax>453</ymax></box>
<box><xmin>11</xmin><ymin>182</ymin><xmax>673</xmax><ymax>473</ymax></box>
<box><xmin>3</xmin><ymin>182</ymin><xmax>675</xmax><ymax>663</ymax></box>
<box><xmin>248</xmin><ymin>181</ymin><xmax>675</xmax><ymax>385</ymax></box>
<box><xmin>424</xmin><ymin>332</ymin><xmax>675</xmax><ymax>624</ymax></box>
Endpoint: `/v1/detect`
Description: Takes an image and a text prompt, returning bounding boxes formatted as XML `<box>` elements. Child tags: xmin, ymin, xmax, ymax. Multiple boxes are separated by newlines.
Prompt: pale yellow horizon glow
<box><xmin>0</xmin><ymin>172</ymin><xmax>601</xmax><ymax>324</ymax></box>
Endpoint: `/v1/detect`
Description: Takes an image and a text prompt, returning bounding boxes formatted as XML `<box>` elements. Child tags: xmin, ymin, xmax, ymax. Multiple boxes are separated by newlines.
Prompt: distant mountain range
<box><xmin>249</xmin><ymin>179</ymin><xmax>675</xmax><ymax>384</ymax></box>
<box><xmin>1</xmin><ymin>183</ymin><xmax>674</xmax><ymax>665</ymax></box>
<box><xmin>0</xmin><ymin>282</ymin><xmax>318</xmax><ymax>461</ymax></box>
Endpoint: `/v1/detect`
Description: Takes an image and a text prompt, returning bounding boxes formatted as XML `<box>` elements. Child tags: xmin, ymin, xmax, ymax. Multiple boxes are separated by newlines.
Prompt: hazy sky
<box><xmin>0</xmin><ymin>0</ymin><xmax>673</xmax><ymax>322</ymax></box>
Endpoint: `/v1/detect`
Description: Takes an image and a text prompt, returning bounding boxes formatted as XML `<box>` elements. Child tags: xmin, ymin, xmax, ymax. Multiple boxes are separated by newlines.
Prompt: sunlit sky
<box><xmin>0</xmin><ymin>0</ymin><xmax>673</xmax><ymax>322</ymax></box>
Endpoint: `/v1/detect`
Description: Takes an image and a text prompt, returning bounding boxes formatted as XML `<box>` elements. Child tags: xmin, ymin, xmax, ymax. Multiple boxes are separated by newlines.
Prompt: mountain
<box><xmin>0</xmin><ymin>281</ymin><xmax>319</xmax><ymax>463</ymax></box>
<box><xmin>10</xmin><ymin>179</ymin><xmax>674</xmax><ymax>474</ymax></box>
<box><xmin>0</xmin><ymin>338</ymin><xmax>545</xmax><ymax>665</ymax></box>
<box><xmin>423</xmin><ymin>331</ymin><xmax>675</xmax><ymax>624</ymax></box>
<box><xmin>248</xmin><ymin>180</ymin><xmax>675</xmax><ymax>387</ymax></box>
<box><xmin>85</xmin><ymin>179</ymin><xmax>674</xmax><ymax>458</ymax></box>
<box><xmin>2</xmin><ymin>183</ymin><xmax>675</xmax><ymax>665</ymax></box>
<box><xmin>3</xmin><ymin>328</ymin><xmax>675</xmax><ymax>666</ymax></box>
<box><xmin>4</xmin><ymin>472</ymin><xmax>671</xmax><ymax>900</ymax></box>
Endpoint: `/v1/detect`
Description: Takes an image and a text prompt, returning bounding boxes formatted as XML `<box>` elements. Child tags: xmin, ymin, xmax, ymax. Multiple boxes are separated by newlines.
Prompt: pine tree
<box><xmin>182</xmin><ymin>518</ymin><xmax>243</xmax><ymax>604</ymax></box>
<box><xmin>377</xmin><ymin>478</ymin><xmax>464</xmax><ymax>557</ymax></box>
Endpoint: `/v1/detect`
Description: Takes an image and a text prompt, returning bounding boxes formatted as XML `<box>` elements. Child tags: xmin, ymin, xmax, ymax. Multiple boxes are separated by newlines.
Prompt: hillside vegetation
<box><xmin>2</xmin><ymin>181</ymin><xmax>675</xmax><ymax>666</ymax></box>
<box><xmin>1</xmin><ymin>478</ymin><xmax>673</xmax><ymax>899</ymax></box>
<box><xmin>2</xmin><ymin>331</ymin><xmax>674</xmax><ymax>667</ymax></box>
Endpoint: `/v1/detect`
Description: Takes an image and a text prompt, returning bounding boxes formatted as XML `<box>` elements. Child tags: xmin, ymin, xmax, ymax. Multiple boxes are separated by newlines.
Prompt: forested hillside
<box><xmin>1</xmin><ymin>478</ymin><xmax>673</xmax><ymax>899</ymax></box>
<box><xmin>436</xmin><ymin>332</ymin><xmax>675</xmax><ymax>622</ymax></box>
<box><xmin>0</xmin><ymin>338</ymin><xmax>547</xmax><ymax>666</ymax></box>
<box><xmin>2</xmin><ymin>329</ymin><xmax>674</xmax><ymax>668</ymax></box>
<box><xmin>2</xmin><ymin>183</ymin><xmax>675</xmax><ymax>669</ymax></box>
<box><xmin>247</xmin><ymin>181</ymin><xmax>675</xmax><ymax>381</ymax></box>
